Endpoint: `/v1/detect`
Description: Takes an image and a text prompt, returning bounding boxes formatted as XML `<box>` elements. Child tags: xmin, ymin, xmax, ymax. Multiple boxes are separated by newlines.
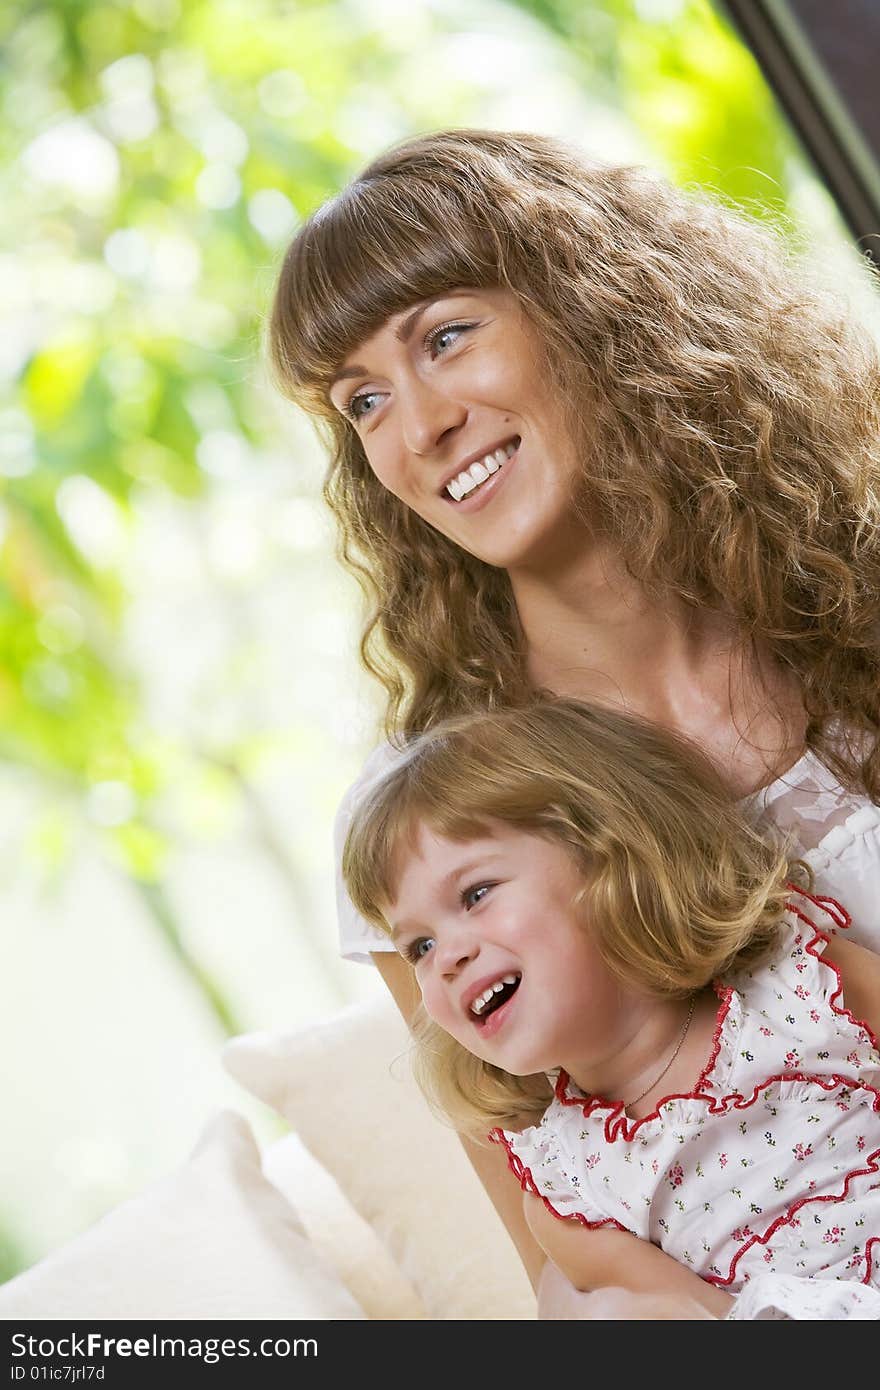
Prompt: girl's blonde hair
<box><xmin>342</xmin><ymin>697</ymin><xmax>809</xmax><ymax>1135</ymax></box>
<box><xmin>269</xmin><ymin>129</ymin><xmax>880</xmax><ymax>798</ymax></box>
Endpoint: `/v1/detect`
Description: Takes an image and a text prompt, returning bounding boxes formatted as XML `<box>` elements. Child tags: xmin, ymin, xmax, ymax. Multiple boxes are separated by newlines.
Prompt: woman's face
<box><xmin>327</xmin><ymin>288</ymin><xmax>585</xmax><ymax>572</ymax></box>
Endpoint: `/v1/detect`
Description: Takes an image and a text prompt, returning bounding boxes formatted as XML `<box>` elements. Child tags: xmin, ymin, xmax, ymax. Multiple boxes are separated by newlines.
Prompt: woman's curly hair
<box><xmin>268</xmin><ymin>128</ymin><xmax>880</xmax><ymax>796</ymax></box>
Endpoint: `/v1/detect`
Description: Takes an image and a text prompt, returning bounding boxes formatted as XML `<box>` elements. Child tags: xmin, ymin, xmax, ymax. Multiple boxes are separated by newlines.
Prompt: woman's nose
<box><xmin>399</xmin><ymin>377</ymin><xmax>466</xmax><ymax>456</ymax></box>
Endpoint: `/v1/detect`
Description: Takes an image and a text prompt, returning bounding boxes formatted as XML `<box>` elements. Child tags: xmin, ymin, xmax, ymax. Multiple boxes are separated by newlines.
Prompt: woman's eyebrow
<box><xmin>329</xmin><ymin>362</ymin><xmax>368</xmax><ymax>388</ymax></box>
<box><xmin>394</xmin><ymin>298</ymin><xmax>437</xmax><ymax>343</ymax></box>
<box><xmin>328</xmin><ymin>296</ymin><xmax>454</xmax><ymax>389</ymax></box>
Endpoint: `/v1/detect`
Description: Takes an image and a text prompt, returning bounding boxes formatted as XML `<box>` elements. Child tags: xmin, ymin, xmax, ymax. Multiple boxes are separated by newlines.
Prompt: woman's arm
<box><xmin>524</xmin><ymin>1195</ymin><xmax>733</xmax><ymax>1318</ymax></box>
<box><xmin>372</xmin><ymin>950</ymin><xmax>549</xmax><ymax>1292</ymax></box>
<box><xmin>537</xmin><ymin>1260</ymin><xmax>721</xmax><ymax>1320</ymax></box>
<box><xmin>820</xmin><ymin>932</ymin><xmax>880</xmax><ymax>1037</ymax></box>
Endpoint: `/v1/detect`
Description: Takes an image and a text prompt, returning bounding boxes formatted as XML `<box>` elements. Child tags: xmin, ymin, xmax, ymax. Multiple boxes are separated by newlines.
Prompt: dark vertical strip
<box><xmin>718</xmin><ymin>0</ymin><xmax>880</xmax><ymax>265</ymax></box>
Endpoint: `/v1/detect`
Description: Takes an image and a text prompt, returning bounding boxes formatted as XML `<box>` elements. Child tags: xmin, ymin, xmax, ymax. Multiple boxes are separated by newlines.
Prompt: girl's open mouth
<box><xmin>472</xmin><ymin>975</ymin><xmax>521</xmax><ymax>1037</ymax></box>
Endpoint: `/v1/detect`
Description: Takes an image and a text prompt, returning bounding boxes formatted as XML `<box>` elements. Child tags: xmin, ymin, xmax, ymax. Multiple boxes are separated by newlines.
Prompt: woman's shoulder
<box><xmin>334</xmin><ymin>737</ymin><xmax>407</xmax><ymax>826</ymax></box>
<box><xmin>333</xmin><ymin>736</ymin><xmax>409</xmax><ymax>965</ymax></box>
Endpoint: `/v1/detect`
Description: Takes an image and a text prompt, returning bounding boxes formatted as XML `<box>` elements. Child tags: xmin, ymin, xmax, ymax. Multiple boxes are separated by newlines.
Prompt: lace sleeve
<box><xmin>741</xmin><ymin>745</ymin><xmax>880</xmax><ymax>952</ymax></box>
<box><xmin>744</xmin><ymin>749</ymin><xmax>871</xmax><ymax>854</ymax></box>
<box><xmin>334</xmin><ymin>740</ymin><xmax>406</xmax><ymax>964</ymax></box>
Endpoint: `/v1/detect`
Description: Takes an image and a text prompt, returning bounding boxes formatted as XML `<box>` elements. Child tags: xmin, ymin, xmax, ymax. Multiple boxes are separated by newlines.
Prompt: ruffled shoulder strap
<box><xmin>783</xmin><ymin>882</ymin><xmax>850</xmax><ymax>935</ymax></box>
<box><xmin>489</xmin><ymin>1112</ymin><xmax>628</xmax><ymax>1231</ymax></box>
<box><xmin>727</xmin><ymin>884</ymin><xmax>879</xmax><ymax>1080</ymax></box>
<box><xmin>731</xmin><ymin>884</ymin><xmax>849</xmax><ymax>1001</ymax></box>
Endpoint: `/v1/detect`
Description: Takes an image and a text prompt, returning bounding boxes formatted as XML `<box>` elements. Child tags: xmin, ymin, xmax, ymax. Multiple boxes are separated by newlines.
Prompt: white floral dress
<box><xmin>493</xmin><ymin>887</ymin><xmax>880</xmax><ymax>1319</ymax></box>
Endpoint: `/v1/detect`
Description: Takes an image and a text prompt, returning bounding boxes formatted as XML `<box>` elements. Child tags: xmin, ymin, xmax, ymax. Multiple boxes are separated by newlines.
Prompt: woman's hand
<box><xmin>537</xmin><ymin>1259</ymin><xmax>722</xmax><ymax>1320</ymax></box>
<box><xmin>526</xmin><ymin>1197</ymin><xmax>732</xmax><ymax>1318</ymax></box>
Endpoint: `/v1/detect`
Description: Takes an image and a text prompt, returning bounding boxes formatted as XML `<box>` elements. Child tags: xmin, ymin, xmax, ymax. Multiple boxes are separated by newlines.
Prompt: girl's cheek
<box><xmin>422</xmin><ymin>982</ymin><xmax>447</xmax><ymax>1024</ymax></box>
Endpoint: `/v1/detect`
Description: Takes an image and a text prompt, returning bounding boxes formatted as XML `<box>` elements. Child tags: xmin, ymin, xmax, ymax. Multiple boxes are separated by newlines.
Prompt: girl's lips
<box><xmin>473</xmin><ymin>985</ymin><xmax>519</xmax><ymax>1040</ymax></box>
<box><xmin>441</xmin><ymin>442</ymin><xmax>519</xmax><ymax>515</ymax></box>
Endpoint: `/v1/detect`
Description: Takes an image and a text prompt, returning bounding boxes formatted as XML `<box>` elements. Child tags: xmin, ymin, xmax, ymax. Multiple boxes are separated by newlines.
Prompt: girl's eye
<box><xmin>461</xmin><ymin>883</ymin><xmax>492</xmax><ymax>910</ymax></box>
<box><xmin>403</xmin><ymin>936</ymin><xmax>435</xmax><ymax>965</ymax></box>
<box><xmin>425</xmin><ymin>320</ymin><xmax>473</xmax><ymax>359</ymax></box>
<box><xmin>343</xmin><ymin>389</ymin><xmax>382</xmax><ymax>423</ymax></box>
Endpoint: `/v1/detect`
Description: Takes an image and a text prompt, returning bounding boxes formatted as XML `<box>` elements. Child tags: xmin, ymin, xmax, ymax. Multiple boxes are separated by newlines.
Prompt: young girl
<box><xmin>341</xmin><ymin>698</ymin><xmax>880</xmax><ymax>1320</ymax></box>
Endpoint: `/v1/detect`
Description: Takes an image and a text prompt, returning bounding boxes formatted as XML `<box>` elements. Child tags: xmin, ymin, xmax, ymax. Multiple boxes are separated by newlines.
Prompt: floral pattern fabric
<box><xmin>493</xmin><ymin>888</ymin><xmax>880</xmax><ymax>1315</ymax></box>
<box><xmin>726</xmin><ymin>1271</ymin><xmax>880</xmax><ymax>1319</ymax></box>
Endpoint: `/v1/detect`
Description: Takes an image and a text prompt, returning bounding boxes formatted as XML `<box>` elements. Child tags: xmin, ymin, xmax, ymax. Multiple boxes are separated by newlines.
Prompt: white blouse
<box><xmin>335</xmin><ymin>734</ymin><xmax>880</xmax><ymax>962</ymax></box>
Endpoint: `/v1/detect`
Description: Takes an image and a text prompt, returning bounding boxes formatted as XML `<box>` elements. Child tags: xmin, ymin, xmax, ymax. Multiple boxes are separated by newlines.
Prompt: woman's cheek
<box><xmin>364</xmin><ymin>452</ymin><xmax>396</xmax><ymax>493</ymax></box>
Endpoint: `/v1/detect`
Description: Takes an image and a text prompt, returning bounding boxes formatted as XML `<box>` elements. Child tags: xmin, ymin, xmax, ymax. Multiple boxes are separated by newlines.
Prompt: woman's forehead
<box><xmin>340</xmin><ymin>297</ymin><xmax>432</xmax><ymax>357</ymax></box>
<box><xmin>333</xmin><ymin>286</ymin><xmax>516</xmax><ymax>370</ymax></box>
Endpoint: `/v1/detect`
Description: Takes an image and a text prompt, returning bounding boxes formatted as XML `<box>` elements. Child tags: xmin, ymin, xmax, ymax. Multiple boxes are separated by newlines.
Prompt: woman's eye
<box><xmin>344</xmin><ymin>389</ymin><xmax>382</xmax><ymax>422</ymax></box>
<box><xmin>404</xmin><ymin>936</ymin><xmax>435</xmax><ymax>964</ymax></box>
<box><xmin>425</xmin><ymin>321</ymin><xmax>473</xmax><ymax>359</ymax></box>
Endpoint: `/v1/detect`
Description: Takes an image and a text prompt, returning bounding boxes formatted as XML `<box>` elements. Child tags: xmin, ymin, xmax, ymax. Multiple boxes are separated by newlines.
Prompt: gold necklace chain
<box><xmin>624</xmin><ymin>996</ymin><xmax>697</xmax><ymax>1109</ymax></box>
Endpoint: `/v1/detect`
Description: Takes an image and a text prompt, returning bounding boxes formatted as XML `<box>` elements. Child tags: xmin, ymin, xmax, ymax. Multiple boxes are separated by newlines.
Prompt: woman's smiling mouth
<box><xmin>442</xmin><ymin>437</ymin><xmax>519</xmax><ymax>504</ymax></box>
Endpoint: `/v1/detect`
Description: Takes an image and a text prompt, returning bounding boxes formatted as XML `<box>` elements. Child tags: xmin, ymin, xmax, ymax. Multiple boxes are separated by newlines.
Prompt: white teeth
<box><xmin>469</xmin><ymin>973</ymin><xmax>521</xmax><ymax>1016</ymax></box>
<box><xmin>445</xmin><ymin>439</ymin><xmax>518</xmax><ymax>501</ymax></box>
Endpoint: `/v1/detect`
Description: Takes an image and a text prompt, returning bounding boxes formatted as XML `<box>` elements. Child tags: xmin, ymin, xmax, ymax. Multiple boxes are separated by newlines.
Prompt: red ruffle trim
<box><xmin>548</xmin><ymin>886</ymin><xmax>873</xmax><ymax>1142</ymax></box>
<box><xmin>709</xmin><ymin>1152</ymin><xmax>880</xmax><ymax>1288</ymax></box>
<box><xmin>488</xmin><ymin>1126</ymin><xmax>629</xmax><ymax>1234</ymax></box>
<box><xmin>489</xmin><ymin>885</ymin><xmax>880</xmax><ymax>1290</ymax></box>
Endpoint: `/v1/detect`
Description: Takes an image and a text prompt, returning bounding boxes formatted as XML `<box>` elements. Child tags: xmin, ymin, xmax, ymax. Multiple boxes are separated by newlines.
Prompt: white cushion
<box><xmin>261</xmin><ymin>1131</ymin><xmax>427</xmax><ymax>1320</ymax></box>
<box><xmin>223</xmin><ymin>995</ymin><xmax>537</xmax><ymax>1320</ymax></box>
<box><xmin>0</xmin><ymin>1110</ymin><xmax>364</xmax><ymax>1320</ymax></box>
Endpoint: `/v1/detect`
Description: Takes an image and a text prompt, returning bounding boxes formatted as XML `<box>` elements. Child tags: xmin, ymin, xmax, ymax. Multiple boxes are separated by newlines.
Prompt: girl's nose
<box><xmin>435</xmin><ymin>925</ymin><xmax>480</xmax><ymax>977</ymax></box>
<box><xmin>399</xmin><ymin>377</ymin><xmax>466</xmax><ymax>456</ymax></box>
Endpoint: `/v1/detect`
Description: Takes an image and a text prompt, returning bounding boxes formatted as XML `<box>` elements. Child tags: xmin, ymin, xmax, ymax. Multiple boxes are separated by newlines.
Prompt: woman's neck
<box><xmin>511</xmin><ymin>540</ymin><xmax>808</xmax><ymax>799</ymax></box>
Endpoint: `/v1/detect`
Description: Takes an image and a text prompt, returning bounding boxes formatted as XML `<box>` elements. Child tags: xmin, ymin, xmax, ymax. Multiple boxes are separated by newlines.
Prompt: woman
<box><xmin>267</xmin><ymin>128</ymin><xmax>880</xmax><ymax>1312</ymax></box>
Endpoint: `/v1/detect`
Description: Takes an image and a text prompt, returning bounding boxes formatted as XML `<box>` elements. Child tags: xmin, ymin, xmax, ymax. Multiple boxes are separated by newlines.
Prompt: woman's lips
<box><xmin>442</xmin><ymin>441</ymin><xmax>519</xmax><ymax>514</ymax></box>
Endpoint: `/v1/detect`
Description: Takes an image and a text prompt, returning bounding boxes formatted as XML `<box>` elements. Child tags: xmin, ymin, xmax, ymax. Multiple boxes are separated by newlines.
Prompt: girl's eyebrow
<box><xmin>394</xmin><ymin>298</ymin><xmax>439</xmax><ymax>344</ymax></box>
<box><xmin>389</xmin><ymin>849</ymin><xmax>505</xmax><ymax>940</ymax></box>
<box><xmin>329</xmin><ymin>363</ymin><xmax>368</xmax><ymax>388</ymax></box>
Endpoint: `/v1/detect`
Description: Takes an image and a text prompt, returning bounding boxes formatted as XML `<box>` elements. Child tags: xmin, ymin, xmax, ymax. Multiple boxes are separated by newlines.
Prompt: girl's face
<box><xmin>385</xmin><ymin>819</ymin><xmax>634</xmax><ymax>1086</ymax></box>
<box><xmin>327</xmin><ymin>288</ymin><xmax>585</xmax><ymax>574</ymax></box>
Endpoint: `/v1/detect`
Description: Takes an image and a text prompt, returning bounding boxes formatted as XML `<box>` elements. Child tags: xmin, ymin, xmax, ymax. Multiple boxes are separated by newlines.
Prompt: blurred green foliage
<box><xmin>507</xmin><ymin>0</ymin><xmax>792</xmax><ymax>206</ymax></box>
<box><xmin>0</xmin><ymin>0</ymin><xmax>829</xmax><ymax>1032</ymax></box>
